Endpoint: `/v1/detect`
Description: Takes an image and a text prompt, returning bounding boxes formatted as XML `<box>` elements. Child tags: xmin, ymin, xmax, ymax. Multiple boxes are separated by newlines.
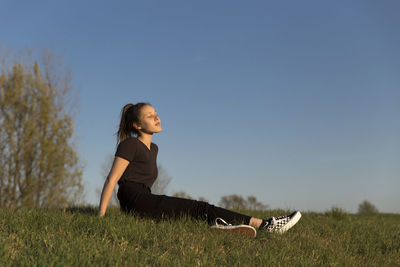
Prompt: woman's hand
<box><xmin>99</xmin><ymin>209</ymin><xmax>106</xmax><ymax>217</ymax></box>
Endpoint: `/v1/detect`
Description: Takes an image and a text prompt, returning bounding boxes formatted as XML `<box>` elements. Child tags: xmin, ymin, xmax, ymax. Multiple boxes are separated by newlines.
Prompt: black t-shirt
<box><xmin>115</xmin><ymin>137</ymin><xmax>158</xmax><ymax>188</ymax></box>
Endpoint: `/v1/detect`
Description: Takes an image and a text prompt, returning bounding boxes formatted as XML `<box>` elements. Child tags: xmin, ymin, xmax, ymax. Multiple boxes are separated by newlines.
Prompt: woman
<box><xmin>99</xmin><ymin>103</ymin><xmax>301</xmax><ymax>237</ymax></box>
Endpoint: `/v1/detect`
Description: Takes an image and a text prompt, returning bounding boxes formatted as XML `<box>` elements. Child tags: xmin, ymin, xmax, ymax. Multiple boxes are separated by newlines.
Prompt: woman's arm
<box><xmin>99</xmin><ymin>156</ymin><xmax>130</xmax><ymax>216</ymax></box>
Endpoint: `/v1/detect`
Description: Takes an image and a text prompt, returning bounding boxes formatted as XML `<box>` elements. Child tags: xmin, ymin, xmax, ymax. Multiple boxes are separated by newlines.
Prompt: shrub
<box><xmin>358</xmin><ymin>200</ymin><xmax>379</xmax><ymax>214</ymax></box>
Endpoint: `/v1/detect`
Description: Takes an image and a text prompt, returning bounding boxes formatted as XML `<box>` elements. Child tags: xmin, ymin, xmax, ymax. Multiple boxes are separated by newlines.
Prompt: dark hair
<box><xmin>117</xmin><ymin>102</ymin><xmax>151</xmax><ymax>143</ymax></box>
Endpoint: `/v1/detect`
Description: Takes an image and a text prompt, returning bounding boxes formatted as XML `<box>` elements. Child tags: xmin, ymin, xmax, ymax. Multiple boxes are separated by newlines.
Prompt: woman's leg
<box><xmin>118</xmin><ymin>181</ymin><xmax>302</xmax><ymax>233</ymax></box>
<box><xmin>117</xmin><ymin>181</ymin><xmax>252</xmax><ymax>225</ymax></box>
<box><xmin>249</xmin><ymin>218</ymin><xmax>262</xmax><ymax>228</ymax></box>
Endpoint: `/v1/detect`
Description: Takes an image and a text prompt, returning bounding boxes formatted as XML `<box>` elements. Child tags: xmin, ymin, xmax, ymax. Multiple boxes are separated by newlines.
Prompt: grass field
<box><xmin>1</xmin><ymin>207</ymin><xmax>399</xmax><ymax>266</ymax></box>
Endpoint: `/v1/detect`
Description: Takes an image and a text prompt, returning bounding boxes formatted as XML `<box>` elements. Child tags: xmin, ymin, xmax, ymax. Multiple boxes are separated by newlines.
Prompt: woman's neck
<box><xmin>138</xmin><ymin>133</ymin><xmax>153</xmax><ymax>149</ymax></box>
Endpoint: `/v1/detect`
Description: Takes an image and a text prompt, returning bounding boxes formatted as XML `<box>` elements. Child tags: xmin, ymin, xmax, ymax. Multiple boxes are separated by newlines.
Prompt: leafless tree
<box><xmin>97</xmin><ymin>154</ymin><xmax>119</xmax><ymax>206</ymax></box>
<box><xmin>172</xmin><ymin>191</ymin><xmax>193</xmax><ymax>200</ymax></box>
<box><xmin>219</xmin><ymin>194</ymin><xmax>268</xmax><ymax>211</ymax></box>
<box><xmin>151</xmin><ymin>163</ymin><xmax>171</xmax><ymax>195</ymax></box>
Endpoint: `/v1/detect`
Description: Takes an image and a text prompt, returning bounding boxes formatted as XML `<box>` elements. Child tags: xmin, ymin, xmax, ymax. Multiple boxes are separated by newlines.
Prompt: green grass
<box><xmin>1</xmin><ymin>207</ymin><xmax>399</xmax><ymax>266</ymax></box>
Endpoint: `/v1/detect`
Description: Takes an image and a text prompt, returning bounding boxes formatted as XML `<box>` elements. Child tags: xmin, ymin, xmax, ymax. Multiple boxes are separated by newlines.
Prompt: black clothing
<box><xmin>115</xmin><ymin>137</ymin><xmax>158</xmax><ymax>188</ymax></box>
<box><xmin>117</xmin><ymin>180</ymin><xmax>251</xmax><ymax>225</ymax></box>
<box><xmin>115</xmin><ymin>138</ymin><xmax>251</xmax><ymax>225</ymax></box>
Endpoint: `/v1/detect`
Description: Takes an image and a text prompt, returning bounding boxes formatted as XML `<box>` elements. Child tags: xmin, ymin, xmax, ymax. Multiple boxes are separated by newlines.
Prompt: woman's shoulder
<box><xmin>151</xmin><ymin>142</ymin><xmax>158</xmax><ymax>151</ymax></box>
<box><xmin>117</xmin><ymin>137</ymin><xmax>139</xmax><ymax>150</ymax></box>
<box><xmin>115</xmin><ymin>137</ymin><xmax>138</xmax><ymax>162</ymax></box>
<box><xmin>120</xmin><ymin>136</ymin><xmax>138</xmax><ymax>143</ymax></box>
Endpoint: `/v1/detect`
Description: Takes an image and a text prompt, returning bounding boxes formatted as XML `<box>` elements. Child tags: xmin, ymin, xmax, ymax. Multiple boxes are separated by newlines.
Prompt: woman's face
<box><xmin>136</xmin><ymin>105</ymin><xmax>162</xmax><ymax>134</ymax></box>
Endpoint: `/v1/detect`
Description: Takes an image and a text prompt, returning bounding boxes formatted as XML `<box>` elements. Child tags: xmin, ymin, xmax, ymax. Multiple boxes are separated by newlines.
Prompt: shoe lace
<box><xmin>265</xmin><ymin>217</ymin><xmax>276</xmax><ymax>231</ymax></box>
<box><xmin>215</xmin><ymin>217</ymin><xmax>232</xmax><ymax>227</ymax></box>
<box><xmin>266</xmin><ymin>215</ymin><xmax>292</xmax><ymax>232</ymax></box>
<box><xmin>275</xmin><ymin>214</ymin><xmax>290</xmax><ymax>225</ymax></box>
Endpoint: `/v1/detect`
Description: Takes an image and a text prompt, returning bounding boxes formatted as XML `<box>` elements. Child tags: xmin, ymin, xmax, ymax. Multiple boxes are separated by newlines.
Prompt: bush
<box><xmin>325</xmin><ymin>206</ymin><xmax>348</xmax><ymax>220</ymax></box>
<box><xmin>358</xmin><ymin>200</ymin><xmax>379</xmax><ymax>214</ymax></box>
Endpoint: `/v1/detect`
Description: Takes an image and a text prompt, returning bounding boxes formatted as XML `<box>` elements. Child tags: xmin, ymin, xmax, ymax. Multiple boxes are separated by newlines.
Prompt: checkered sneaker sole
<box><xmin>265</xmin><ymin>211</ymin><xmax>302</xmax><ymax>233</ymax></box>
<box><xmin>210</xmin><ymin>218</ymin><xmax>257</xmax><ymax>238</ymax></box>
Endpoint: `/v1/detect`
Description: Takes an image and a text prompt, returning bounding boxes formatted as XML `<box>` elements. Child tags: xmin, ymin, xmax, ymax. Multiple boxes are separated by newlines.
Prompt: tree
<box><xmin>198</xmin><ymin>196</ymin><xmax>209</xmax><ymax>202</ymax></box>
<box><xmin>172</xmin><ymin>191</ymin><xmax>193</xmax><ymax>200</ymax></box>
<box><xmin>0</xmin><ymin>51</ymin><xmax>83</xmax><ymax>208</ymax></box>
<box><xmin>219</xmin><ymin>194</ymin><xmax>246</xmax><ymax>210</ymax></box>
<box><xmin>245</xmin><ymin>195</ymin><xmax>269</xmax><ymax>211</ymax></box>
<box><xmin>219</xmin><ymin>194</ymin><xmax>268</xmax><ymax>211</ymax></box>
<box><xmin>98</xmin><ymin>154</ymin><xmax>119</xmax><ymax>206</ymax></box>
<box><xmin>151</xmin><ymin>164</ymin><xmax>171</xmax><ymax>195</ymax></box>
<box><xmin>171</xmin><ymin>191</ymin><xmax>208</xmax><ymax>202</ymax></box>
<box><xmin>358</xmin><ymin>200</ymin><xmax>379</xmax><ymax>214</ymax></box>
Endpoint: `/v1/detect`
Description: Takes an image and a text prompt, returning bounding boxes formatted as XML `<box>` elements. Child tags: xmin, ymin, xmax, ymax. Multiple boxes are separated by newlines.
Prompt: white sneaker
<box><xmin>210</xmin><ymin>218</ymin><xmax>257</xmax><ymax>238</ymax></box>
<box><xmin>264</xmin><ymin>211</ymin><xmax>302</xmax><ymax>233</ymax></box>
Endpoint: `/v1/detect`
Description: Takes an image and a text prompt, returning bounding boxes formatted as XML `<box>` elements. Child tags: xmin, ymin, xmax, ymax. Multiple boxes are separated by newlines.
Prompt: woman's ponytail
<box><xmin>117</xmin><ymin>102</ymin><xmax>150</xmax><ymax>143</ymax></box>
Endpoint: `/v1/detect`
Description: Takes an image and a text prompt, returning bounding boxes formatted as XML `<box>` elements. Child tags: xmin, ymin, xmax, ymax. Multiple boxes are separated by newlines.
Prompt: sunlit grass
<box><xmin>0</xmin><ymin>207</ymin><xmax>399</xmax><ymax>266</ymax></box>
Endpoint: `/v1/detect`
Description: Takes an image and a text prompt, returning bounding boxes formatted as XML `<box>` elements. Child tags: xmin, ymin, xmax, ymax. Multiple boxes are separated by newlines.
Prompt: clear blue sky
<box><xmin>2</xmin><ymin>0</ymin><xmax>399</xmax><ymax>213</ymax></box>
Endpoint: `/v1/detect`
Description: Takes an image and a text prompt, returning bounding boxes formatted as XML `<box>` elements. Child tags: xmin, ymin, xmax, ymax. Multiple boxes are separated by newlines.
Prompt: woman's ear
<box><xmin>133</xmin><ymin>122</ymin><xmax>141</xmax><ymax>130</ymax></box>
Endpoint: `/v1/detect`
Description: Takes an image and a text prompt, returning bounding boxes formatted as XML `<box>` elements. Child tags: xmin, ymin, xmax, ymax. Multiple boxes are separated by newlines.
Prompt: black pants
<box><xmin>117</xmin><ymin>181</ymin><xmax>251</xmax><ymax>226</ymax></box>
